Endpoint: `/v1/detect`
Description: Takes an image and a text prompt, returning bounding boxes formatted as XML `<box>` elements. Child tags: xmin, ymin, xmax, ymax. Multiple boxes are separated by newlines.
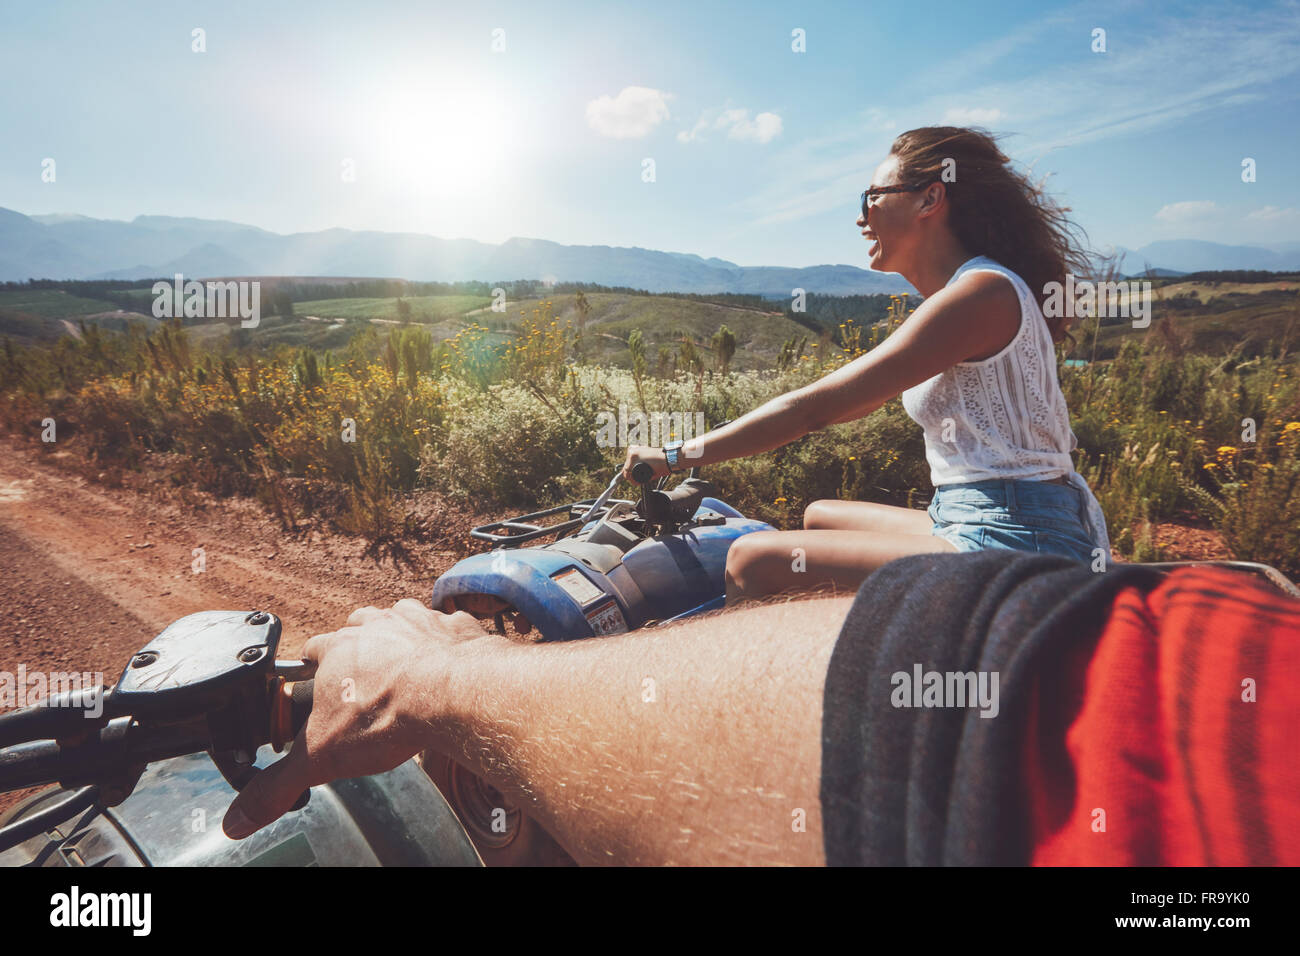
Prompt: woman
<box><xmin>623</xmin><ymin>126</ymin><xmax>1110</xmax><ymax>603</ymax></box>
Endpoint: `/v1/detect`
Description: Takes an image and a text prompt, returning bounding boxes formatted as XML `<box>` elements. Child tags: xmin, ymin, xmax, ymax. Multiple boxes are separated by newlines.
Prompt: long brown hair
<box><xmin>889</xmin><ymin>126</ymin><xmax>1090</xmax><ymax>341</ymax></box>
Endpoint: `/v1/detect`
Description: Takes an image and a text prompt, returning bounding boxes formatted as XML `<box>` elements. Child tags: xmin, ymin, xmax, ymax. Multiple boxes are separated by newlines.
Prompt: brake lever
<box><xmin>273</xmin><ymin>659</ymin><xmax>317</xmax><ymax>682</ymax></box>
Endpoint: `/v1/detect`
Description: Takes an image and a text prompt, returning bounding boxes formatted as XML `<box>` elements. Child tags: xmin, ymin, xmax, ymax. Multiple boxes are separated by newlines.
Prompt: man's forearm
<box><xmin>421</xmin><ymin>594</ymin><xmax>854</xmax><ymax>866</ymax></box>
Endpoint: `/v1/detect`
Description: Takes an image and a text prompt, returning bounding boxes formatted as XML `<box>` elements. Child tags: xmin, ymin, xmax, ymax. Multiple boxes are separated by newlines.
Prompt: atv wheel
<box><xmin>416</xmin><ymin>752</ymin><xmax>575</xmax><ymax>866</ymax></box>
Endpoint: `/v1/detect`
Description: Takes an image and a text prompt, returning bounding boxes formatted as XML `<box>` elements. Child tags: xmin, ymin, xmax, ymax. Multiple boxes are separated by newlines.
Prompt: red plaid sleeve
<box><xmin>1021</xmin><ymin>566</ymin><xmax>1300</xmax><ymax>866</ymax></box>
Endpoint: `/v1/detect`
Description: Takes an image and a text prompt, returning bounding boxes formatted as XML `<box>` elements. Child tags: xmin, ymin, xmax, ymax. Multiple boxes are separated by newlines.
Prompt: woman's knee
<box><xmin>725</xmin><ymin>530</ymin><xmax>784</xmax><ymax>581</ymax></box>
<box><xmin>803</xmin><ymin>499</ymin><xmax>838</xmax><ymax>530</ymax></box>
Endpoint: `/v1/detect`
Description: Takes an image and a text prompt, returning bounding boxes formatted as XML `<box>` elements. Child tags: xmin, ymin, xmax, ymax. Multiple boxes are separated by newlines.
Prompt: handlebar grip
<box><xmin>0</xmin><ymin>687</ymin><xmax>110</xmax><ymax>748</ymax></box>
<box><xmin>290</xmin><ymin>680</ymin><xmax>314</xmax><ymax>735</ymax></box>
<box><xmin>273</xmin><ymin>680</ymin><xmax>314</xmax><ymax>812</ymax></box>
<box><xmin>630</xmin><ymin>461</ymin><xmax>655</xmax><ymax>484</ymax></box>
<box><xmin>663</xmin><ymin>477</ymin><xmax>718</xmax><ymax>520</ymax></box>
<box><xmin>269</xmin><ymin>679</ymin><xmax>313</xmax><ymax>752</ymax></box>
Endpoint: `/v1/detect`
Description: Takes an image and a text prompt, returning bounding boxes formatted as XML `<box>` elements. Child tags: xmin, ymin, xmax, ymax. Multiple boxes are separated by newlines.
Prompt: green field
<box><xmin>474</xmin><ymin>292</ymin><xmax>812</xmax><ymax>370</ymax></box>
<box><xmin>294</xmin><ymin>294</ymin><xmax>491</xmax><ymax>322</ymax></box>
<box><xmin>271</xmin><ymin>291</ymin><xmax>815</xmax><ymax>369</ymax></box>
<box><xmin>1154</xmin><ymin>279</ymin><xmax>1298</xmax><ymax>299</ymax></box>
<box><xmin>6</xmin><ymin>280</ymin><xmax>1296</xmax><ymax>373</ymax></box>
<box><xmin>0</xmin><ymin>289</ymin><xmax>160</xmax><ymax>342</ymax></box>
<box><xmin>1076</xmin><ymin>290</ymin><xmax>1298</xmax><ymax>359</ymax></box>
<box><xmin>190</xmin><ymin>315</ymin><xmax>371</xmax><ymax>352</ymax></box>
<box><xmin>0</xmin><ymin>289</ymin><xmax>125</xmax><ymax>317</ymax></box>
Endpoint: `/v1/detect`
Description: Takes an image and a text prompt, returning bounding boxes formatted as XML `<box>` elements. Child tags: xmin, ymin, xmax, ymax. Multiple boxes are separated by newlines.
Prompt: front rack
<box><xmin>1142</xmin><ymin>560</ymin><xmax>1300</xmax><ymax>598</ymax></box>
<box><xmin>470</xmin><ymin>497</ymin><xmax>639</xmax><ymax>548</ymax></box>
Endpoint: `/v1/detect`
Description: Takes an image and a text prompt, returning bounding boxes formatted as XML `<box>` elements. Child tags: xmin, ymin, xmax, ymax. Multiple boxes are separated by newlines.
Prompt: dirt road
<box><xmin>0</xmin><ymin>439</ymin><xmax>476</xmax><ymax>813</ymax></box>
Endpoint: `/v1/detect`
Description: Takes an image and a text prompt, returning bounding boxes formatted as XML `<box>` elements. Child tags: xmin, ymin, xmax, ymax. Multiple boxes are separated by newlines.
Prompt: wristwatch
<box><xmin>662</xmin><ymin>440</ymin><xmax>684</xmax><ymax>473</ymax></box>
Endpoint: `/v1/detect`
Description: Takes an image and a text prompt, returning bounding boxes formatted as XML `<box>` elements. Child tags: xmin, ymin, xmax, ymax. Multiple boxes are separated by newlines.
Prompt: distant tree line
<box><xmin>1169</xmin><ymin>270</ymin><xmax>1300</xmax><ymax>284</ymax></box>
<box><xmin>781</xmin><ymin>292</ymin><xmax>909</xmax><ymax>334</ymax></box>
<box><xmin>1</xmin><ymin>276</ymin><xmax>863</xmax><ymax>316</ymax></box>
<box><xmin>1</xmin><ymin>278</ymin><xmax>150</xmax><ymax>294</ymax></box>
<box><xmin>0</xmin><ymin>278</ymin><xmax>151</xmax><ymax>312</ymax></box>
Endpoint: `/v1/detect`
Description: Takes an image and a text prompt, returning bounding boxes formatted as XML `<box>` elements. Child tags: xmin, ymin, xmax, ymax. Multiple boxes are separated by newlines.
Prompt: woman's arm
<box><xmin>626</xmin><ymin>271</ymin><xmax>1020</xmax><ymax>478</ymax></box>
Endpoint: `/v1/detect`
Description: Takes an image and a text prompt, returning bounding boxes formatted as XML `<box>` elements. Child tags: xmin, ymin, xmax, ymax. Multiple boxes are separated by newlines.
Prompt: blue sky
<box><xmin>2</xmin><ymin>0</ymin><xmax>1298</xmax><ymax>267</ymax></box>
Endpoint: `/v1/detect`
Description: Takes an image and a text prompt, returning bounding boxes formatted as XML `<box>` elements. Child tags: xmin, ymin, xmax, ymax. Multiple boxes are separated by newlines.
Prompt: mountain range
<box><xmin>1</xmin><ymin>207</ymin><xmax>1296</xmax><ymax>294</ymax></box>
<box><xmin>1109</xmin><ymin>240</ymin><xmax>1300</xmax><ymax>275</ymax></box>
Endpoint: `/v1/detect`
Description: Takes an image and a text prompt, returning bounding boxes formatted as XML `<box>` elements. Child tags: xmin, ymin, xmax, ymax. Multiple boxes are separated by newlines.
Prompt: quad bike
<box><xmin>0</xmin><ymin>458</ymin><xmax>775</xmax><ymax>866</ymax></box>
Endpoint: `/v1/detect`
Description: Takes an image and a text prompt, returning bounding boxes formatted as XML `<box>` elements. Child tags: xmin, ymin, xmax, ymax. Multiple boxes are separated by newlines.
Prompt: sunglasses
<box><xmin>860</xmin><ymin>183</ymin><xmax>929</xmax><ymax>217</ymax></box>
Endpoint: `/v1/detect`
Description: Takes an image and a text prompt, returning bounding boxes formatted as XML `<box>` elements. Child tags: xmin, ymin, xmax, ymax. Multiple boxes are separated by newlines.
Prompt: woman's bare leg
<box><xmin>804</xmin><ymin>498</ymin><xmax>934</xmax><ymax>535</ymax></box>
<box><xmin>725</xmin><ymin>528</ymin><xmax>956</xmax><ymax>604</ymax></box>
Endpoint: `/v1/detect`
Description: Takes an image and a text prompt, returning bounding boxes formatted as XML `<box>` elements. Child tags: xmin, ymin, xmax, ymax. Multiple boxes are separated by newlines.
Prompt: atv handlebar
<box><xmin>634</xmin><ymin>476</ymin><xmax>719</xmax><ymax>533</ymax></box>
<box><xmin>0</xmin><ymin>678</ymin><xmax>316</xmax><ymax>797</ymax></box>
<box><xmin>0</xmin><ymin>686</ymin><xmax>110</xmax><ymax>749</ymax></box>
<box><xmin>0</xmin><ymin>612</ymin><xmax>316</xmax><ymax>804</ymax></box>
<box><xmin>471</xmin><ymin>465</ymin><xmax>717</xmax><ymax>548</ymax></box>
<box><xmin>662</xmin><ymin>477</ymin><xmax>717</xmax><ymax>519</ymax></box>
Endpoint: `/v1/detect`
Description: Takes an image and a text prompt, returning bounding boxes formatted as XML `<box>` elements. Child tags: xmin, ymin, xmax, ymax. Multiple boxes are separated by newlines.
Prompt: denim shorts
<box><xmin>927</xmin><ymin>478</ymin><xmax>1099</xmax><ymax>563</ymax></box>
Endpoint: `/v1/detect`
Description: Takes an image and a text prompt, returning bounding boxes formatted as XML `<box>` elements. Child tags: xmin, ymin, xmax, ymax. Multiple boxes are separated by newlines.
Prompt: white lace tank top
<box><xmin>900</xmin><ymin>256</ymin><xmax>1110</xmax><ymax>553</ymax></box>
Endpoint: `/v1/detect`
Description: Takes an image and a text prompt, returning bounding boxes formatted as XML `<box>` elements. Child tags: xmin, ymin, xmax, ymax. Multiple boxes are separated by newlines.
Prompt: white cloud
<box><xmin>1246</xmin><ymin>205</ymin><xmax>1300</xmax><ymax>222</ymax></box>
<box><xmin>1155</xmin><ymin>200</ymin><xmax>1218</xmax><ymax>223</ymax></box>
<box><xmin>729</xmin><ymin>111</ymin><xmax>783</xmax><ymax>143</ymax></box>
<box><xmin>586</xmin><ymin>87</ymin><xmax>672</xmax><ymax>139</ymax></box>
<box><xmin>943</xmin><ymin>107</ymin><xmax>1004</xmax><ymax>126</ymax></box>
<box><xmin>678</xmin><ymin>107</ymin><xmax>783</xmax><ymax>144</ymax></box>
<box><xmin>677</xmin><ymin>117</ymin><xmax>709</xmax><ymax>144</ymax></box>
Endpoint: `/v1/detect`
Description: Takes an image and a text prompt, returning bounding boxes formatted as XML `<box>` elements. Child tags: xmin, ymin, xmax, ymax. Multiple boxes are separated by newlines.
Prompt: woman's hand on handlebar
<box><xmin>622</xmin><ymin>445</ymin><xmax>669</xmax><ymax>482</ymax></box>
<box><xmin>221</xmin><ymin>599</ymin><xmax>487</xmax><ymax>841</ymax></box>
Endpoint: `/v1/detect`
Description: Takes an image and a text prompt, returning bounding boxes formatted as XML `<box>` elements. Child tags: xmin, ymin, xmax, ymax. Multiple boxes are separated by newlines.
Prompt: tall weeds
<box><xmin>2</xmin><ymin>301</ymin><xmax>1297</xmax><ymax>572</ymax></box>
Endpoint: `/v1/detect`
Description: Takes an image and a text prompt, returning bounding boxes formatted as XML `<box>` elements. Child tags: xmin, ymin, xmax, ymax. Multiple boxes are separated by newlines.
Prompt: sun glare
<box><xmin>370</xmin><ymin>86</ymin><xmax>511</xmax><ymax>199</ymax></box>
